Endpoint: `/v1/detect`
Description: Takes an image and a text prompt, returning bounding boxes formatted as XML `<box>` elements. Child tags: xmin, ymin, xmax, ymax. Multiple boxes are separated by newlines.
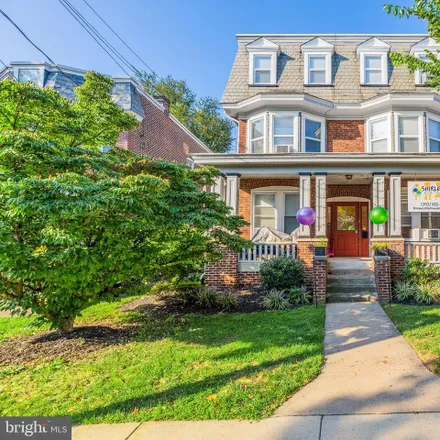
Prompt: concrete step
<box><xmin>327</xmin><ymin>287</ymin><xmax>377</xmax><ymax>295</ymax></box>
<box><xmin>327</xmin><ymin>277</ymin><xmax>376</xmax><ymax>287</ymax></box>
<box><xmin>328</xmin><ymin>269</ymin><xmax>373</xmax><ymax>276</ymax></box>
<box><xmin>327</xmin><ymin>293</ymin><xmax>377</xmax><ymax>303</ymax></box>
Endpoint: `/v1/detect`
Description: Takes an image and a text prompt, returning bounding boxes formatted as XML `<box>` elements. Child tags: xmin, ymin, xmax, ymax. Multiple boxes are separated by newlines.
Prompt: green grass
<box><xmin>383</xmin><ymin>304</ymin><xmax>440</xmax><ymax>375</ymax></box>
<box><xmin>0</xmin><ymin>304</ymin><xmax>325</xmax><ymax>424</ymax></box>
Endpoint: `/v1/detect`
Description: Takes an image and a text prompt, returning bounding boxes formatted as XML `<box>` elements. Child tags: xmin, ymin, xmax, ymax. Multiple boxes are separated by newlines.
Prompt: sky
<box><xmin>0</xmin><ymin>0</ymin><xmax>427</xmax><ymax>102</ymax></box>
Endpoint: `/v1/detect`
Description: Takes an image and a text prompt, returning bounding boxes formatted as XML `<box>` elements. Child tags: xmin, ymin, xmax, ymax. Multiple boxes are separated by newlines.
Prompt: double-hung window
<box><xmin>253</xmin><ymin>55</ymin><xmax>272</xmax><ymax>85</ymax></box>
<box><xmin>303</xmin><ymin>117</ymin><xmax>323</xmax><ymax>152</ymax></box>
<box><xmin>397</xmin><ymin>116</ymin><xmax>421</xmax><ymax>153</ymax></box>
<box><xmin>428</xmin><ymin>117</ymin><xmax>440</xmax><ymax>152</ymax></box>
<box><xmin>253</xmin><ymin>193</ymin><xmax>276</xmax><ymax>231</ymax></box>
<box><xmin>249</xmin><ymin>117</ymin><xmax>265</xmax><ymax>153</ymax></box>
<box><xmin>369</xmin><ymin>117</ymin><xmax>389</xmax><ymax>153</ymax></box>
<box><xmin>308</xmin><ymin>56</ymin><xmax>326</xmax><ymax>84</ymax></box>
<box><xmin>416</xmin><ymin>54</ymin><xmax>429</xmax><ymax>85</ymax></box>
<box><xmin>272</xmin><ymin>115</ymin><xmax>295</xmax><ymax>153</ymax></box>
<box><xmin>400</xmin><ymin>192</ymin><xmax>412</xmax><ymax>239</ymax></box>
<box><xmin>422</xmin><ymin>212</ymin><xmax>440</xmax><ymax>230</ymax></box>
<box><xmin>364</xmin><ymin>56</ymin><xmax>383</xmax><ymax>84</ymax></box>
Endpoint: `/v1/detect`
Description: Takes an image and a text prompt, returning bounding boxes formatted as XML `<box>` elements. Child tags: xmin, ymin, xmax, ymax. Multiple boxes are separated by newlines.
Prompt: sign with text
<box><xmin>408</xmin><ymin>181</ymin><xmax>440</xmax><ymax>212</ymax></box>
<box><xmin>0</xmin><ymin>417</ymin><xmax>71</xmax><ymax>440</ymax></box>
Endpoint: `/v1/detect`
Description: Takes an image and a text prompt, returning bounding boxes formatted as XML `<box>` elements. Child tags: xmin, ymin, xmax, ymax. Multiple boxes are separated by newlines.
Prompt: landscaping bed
<box><xmin>0</xmin><ymin>295</ymin><xmax>324</xmax><ymax>424</ymax></box>
<box><xmin>383</xmin><ymin>304</ymin><xmax>440</xmax><ymax>375</ymax></box>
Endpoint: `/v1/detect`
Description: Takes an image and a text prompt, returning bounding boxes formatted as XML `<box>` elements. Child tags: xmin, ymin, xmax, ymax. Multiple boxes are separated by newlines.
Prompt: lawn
<box><xmin>383</xmin><ymin>304</ymin><xmax>440</xmax><ymax>375</ymax></box>
<box><xmin>0</xmin><ymin>300</ymin><xmax>325</xmax><ymax>424</ymax></box>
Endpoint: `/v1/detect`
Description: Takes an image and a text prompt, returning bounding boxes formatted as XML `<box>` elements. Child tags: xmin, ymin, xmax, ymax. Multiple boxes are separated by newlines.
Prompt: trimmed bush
<box><xmin>260</xmin><ymin>257</ymin><xmax>304</xmax><ymax>290</ymax></box>
<box><xmin>262</xmin><ymin>290</ymin><xmax>291</xmax><ymax>310</ymax></box>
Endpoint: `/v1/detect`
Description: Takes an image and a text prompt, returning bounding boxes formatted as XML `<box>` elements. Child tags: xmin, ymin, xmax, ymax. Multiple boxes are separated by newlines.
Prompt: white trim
<box><xmin>394</xmin><ymin>111</ymin><xmax>425</xmax><ymax>153</ymax></box>
<box><xmin>366</xmin><ymin>113</ymin><xmax>392</xmax><ymax>153</ymax></box>
<box><xmin>249</xmin><ymin>53</ymin><xmax>277</xmax><ymax>85</ymax></box>
<box><xmin>304</xmin><ymin>53</ymin><xmax>332</xmax><ymax>85</ymax></box>
<box><xmin>427</xmin><ymin>112</ymin><xmax>440</xmax><ymax>153</ymax></box>
<box><xmin>251</xmin><ymin>187</ymin><xmax>300</xmax><ymax>238</ymax></box>
<box><xmin>268</xmin><ymin>111</ymin><xmax>300</xmax><ymax>153</ymax></box>
<box><xmin>301</xmin><ymin>113</ymin><xmax>326</xmax><ymax>153</ymax></box>
<box><xmin>359</xmin><ymin>52</ymin><xmax>388</xmax><ymax>85</ymax></box>
<box><xmin>247</xmin><ymin>113</ymin><xmax>267</xmax><ymax>153</ymax></box>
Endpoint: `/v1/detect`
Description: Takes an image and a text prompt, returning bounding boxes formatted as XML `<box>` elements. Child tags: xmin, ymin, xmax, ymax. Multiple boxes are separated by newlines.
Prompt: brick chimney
<box><xmin>154</xmin><ymin>95</ymin><xmax>170</xmax><ymax>113</ymax></box>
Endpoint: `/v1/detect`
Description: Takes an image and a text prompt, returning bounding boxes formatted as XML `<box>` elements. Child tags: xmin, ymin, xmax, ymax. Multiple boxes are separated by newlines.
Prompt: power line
<box><xmin>0</xmin><ymin>8</ymin><xmax>81</xmax><ymax>86</ymax></box>
<box><xmin>80</xmin><ymin>0</ymin><xmax>160</xmax><ymax>78</ymax></box>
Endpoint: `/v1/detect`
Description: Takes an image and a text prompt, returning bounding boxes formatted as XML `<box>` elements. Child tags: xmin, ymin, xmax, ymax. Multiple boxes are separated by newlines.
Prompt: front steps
<box><xmin>327</xmin><ymin>258</ymin><xmax>377</xmax><ymax>303</ymax></box>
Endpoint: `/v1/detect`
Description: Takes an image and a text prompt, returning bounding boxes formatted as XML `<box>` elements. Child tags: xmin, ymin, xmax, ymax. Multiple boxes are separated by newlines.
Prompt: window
<box><xmin>398</xmin><ymin>116</ymin><xmax>420</xmax><ymax>153</ymax></box>
<box><xmin>358</xmin><ymin>37</ymin><xmax>390</xmax><ymax>85</ymax></box>
<box><xmin>364</xmin><ymin>56</ymin><xmax>383</xmax><ymax>84</ymax></box>
<box><xmin>416</xmin><ymin>54</ymin><xmax>429</xmax><ymax>85</ymax></box>
<box><xmin>401</xmin><ymin>192</ymin><xmax>412</xmax><ymax>239</ymax></box>
<box><xmin>249</xmin><ymin>117</ymin><xmax>265</xmax><ymax>153</ymax></box>
<box><xmin>272</xmin><ymin>115</ymin><xmax>295</xmax><ymax>153</ymax></box>
<box><xmin>252</xmin><ymin>190</ymin><xmax>300</xmax><ymax>235</ymax></box>
<box><xmin>369</xmin><ymin>117</ymin><xmax>389</xmax><ymax>153</ymax></box>
<box><xmin>422</xmin><ymin>212</ymin><xmax>440</xmax><ymax>229</ymax></box>
<box><xmin>253</xmin><ymin>194</ymin><xmax>276</xmax><ymax>231</ymax></box>
<box><xmin>428</xmin><ymin>118</ymin><xmax>440</xmax><ymax>152</ymax></box>
<box><xmin>304</xmin><ymin>118</ymin><xmax>323</xmax><ymax>152</ymax></box>
<box><xmin>253</xmin><ymin>55</ymin><xmax>272</xmax><ymax>84</ymax></box>
<box><xmin>308</xmin><ymin>56</ymin><xmax>326</xmax><ymax>84</ymax></box>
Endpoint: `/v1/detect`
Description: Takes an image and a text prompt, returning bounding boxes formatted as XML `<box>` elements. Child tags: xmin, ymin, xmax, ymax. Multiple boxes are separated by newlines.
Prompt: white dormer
<box><xmin>246</xmin><ymin>37</ymin><xmax>280</xmax><ymax>86</ymax></box>
<box><xmin>301</xmin><ymin>38</ymin><xmax>334</xmax><ymax>86</ymax></box>
<box><xmin>410</xmin><ymin>37</ymin><xmax>440</xmax><ymax>85</ymax></box>
<box><xmin>357</xmin><ymin>37</ymin><xmax>390</xmax><ymax>86</ymax></box>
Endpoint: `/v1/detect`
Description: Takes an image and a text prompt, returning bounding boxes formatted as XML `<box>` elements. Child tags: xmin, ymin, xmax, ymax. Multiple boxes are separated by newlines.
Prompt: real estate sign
<box><xmin>408</xmin><ymin>181</ymin><xmax>440</xmax><ymax>212</ymax></box>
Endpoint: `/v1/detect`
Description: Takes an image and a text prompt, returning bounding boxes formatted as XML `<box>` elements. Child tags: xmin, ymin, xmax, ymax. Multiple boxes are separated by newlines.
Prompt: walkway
<box><xmin>73</xmin><ymin>303</ymin><xmax>440</xmax><ymax>439</ymax></box>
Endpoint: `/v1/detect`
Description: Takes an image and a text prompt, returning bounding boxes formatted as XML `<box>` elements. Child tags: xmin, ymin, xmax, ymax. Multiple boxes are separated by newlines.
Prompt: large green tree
<box><xmin>0</xmin><ymin>74</ymin><xmax>247</xmax><ymax>331</ymax></box>
<box><xmin>139</xmin><ymin>72</ymin><xmax>234</xmax><ymax>153</ymax></box>
<box><xmin>385</xmin><ymin>1</ymin><xmax>440</xmax><ymax>85</ymax></box>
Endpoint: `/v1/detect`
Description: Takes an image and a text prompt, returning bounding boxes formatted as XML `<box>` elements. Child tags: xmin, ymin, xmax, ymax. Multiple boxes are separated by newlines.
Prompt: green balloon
<box><xmin>370</xmin><ymin>206</ymin><xmax>389</xmax><ymax>225</ymax></box>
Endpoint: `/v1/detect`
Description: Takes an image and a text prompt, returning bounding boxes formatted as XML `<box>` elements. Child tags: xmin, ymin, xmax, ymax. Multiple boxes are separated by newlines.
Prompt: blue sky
<box><xmin>0</xmin><ymin>0</ymin><xmax>427</xmax><ymax>101</ymax></box>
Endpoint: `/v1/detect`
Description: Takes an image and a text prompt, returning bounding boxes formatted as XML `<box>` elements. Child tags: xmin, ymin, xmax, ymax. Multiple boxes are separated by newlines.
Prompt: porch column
<box><xmin>389</xmin><ymin>172</ymin><xmax>402</xmax><ymax>237</ymax></box>
<box><xmin>212</xmin><ymin>174</ymin><xmax>226</xmax><ymax>202</ymax></box>
<box><xmin>372</xmin><ymin>173</ymin><xmax>386</xmax><ymax>237</ymax></box>
<box><xmin>299</xmin><ymin>173</ymin><xmax>312</xmax><ymax>237</ymax></box>
<box><xmin>315</xmin><ymin>173</ymin><xmax>327</xmax><ymax>237</ymax></box>
<box><xmin>225</xmin><ymin>173</ymin><xmax>240</xmax><ymax>215</ymax></box>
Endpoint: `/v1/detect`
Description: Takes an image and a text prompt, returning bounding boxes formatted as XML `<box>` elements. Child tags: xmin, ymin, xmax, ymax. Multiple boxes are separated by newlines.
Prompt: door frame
<box><xmin>327</xmin><ymin>200</ymin><xmax>371</xmax><ymax>258</ymax></box>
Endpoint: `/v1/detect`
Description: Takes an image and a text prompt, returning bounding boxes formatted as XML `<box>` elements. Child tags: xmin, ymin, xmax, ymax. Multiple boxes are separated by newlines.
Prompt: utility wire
<box><xmin>0</xmin><ymin>8</ymin><xmax>81</xmax><ymax>86</ymax></box>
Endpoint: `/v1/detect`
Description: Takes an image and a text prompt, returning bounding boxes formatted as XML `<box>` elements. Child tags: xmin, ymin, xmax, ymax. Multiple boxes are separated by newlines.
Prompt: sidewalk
<box><xmin>73</xmin><ymin>303</ymin><xmax>440</xmax><ymax>439</ymax></box>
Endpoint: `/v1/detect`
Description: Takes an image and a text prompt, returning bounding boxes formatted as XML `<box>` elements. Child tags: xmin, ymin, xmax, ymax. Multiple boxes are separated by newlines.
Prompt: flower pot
<box><xmin>314</xmin><ymin>246</ymin><xmax>327</xmax><ymax>257</ymax></box>
<box><xmin>374</xmin><ymin>248</ymin><xmax>388</xmax><ymax>257</ymax></box>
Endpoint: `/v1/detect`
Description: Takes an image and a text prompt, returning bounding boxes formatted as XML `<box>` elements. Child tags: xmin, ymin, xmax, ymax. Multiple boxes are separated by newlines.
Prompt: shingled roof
<box><xmin>223</xmin><ymin>34</ymin><xmax>437</xmax><ymax>105</ymax></box>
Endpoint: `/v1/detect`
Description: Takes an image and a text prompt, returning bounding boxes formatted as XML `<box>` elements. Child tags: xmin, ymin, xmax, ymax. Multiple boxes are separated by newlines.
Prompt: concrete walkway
<box><xmin>72</xmin><ymin>302</ymin><xmax>440</xmax><ymax>439</ymax></box>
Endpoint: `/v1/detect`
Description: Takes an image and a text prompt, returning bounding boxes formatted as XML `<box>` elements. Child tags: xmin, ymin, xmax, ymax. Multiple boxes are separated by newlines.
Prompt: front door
<box><xmin>328</xmin><ymin>202</ymin><xmax>369</xmax><ymax>257</ymax></box>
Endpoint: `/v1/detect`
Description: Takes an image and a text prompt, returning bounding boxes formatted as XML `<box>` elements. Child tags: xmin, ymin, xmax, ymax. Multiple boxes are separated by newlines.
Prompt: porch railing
<box><xmin>404</xmin><ymin>242</ymin><xmax>440</xmax><ymax>264</ymax></box>
<box><xmin>238</xmin><ymin>243</ymin><xmax>297</xmax><ymax>263</ymax></box>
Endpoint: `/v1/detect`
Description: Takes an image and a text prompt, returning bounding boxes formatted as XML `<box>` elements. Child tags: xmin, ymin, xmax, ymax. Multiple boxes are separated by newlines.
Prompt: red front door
<box><xmin>328</xmin><ymin>202</ymin><xmax>369</xmax><ymax>257</ymax></box>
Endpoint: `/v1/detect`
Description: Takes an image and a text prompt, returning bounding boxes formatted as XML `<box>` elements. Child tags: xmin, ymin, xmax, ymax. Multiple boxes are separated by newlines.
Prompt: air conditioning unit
<box><xmin>421</xmin><ymin>229</ymin><xmax>440</xmax><ymax>241</ymax></box>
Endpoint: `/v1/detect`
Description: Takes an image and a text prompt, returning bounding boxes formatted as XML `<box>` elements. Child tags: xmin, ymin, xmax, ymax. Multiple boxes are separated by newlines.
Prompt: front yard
<box><xmin>383</xmin><ymin>304</ymin><xmax>440</xmax><ymax>375</ymax></box>
<box><xmin>0</xmin><ymin>296</ymin><xmax>324</xmax><ymax>425</ymax></box>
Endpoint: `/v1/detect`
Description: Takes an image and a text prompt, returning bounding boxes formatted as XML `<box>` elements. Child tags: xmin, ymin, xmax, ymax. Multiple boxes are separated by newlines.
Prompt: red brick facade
<box><xmin>327</xmin><ymin>120</ymin><xmax>365</xmax><ymax>153</ymax></box>
<box><xmin>117</xmin><ymin>94</ymin><xmax>208</xmax><ymax>162</ymax></box>
<box><xmin>238</xmin><ymin>120</ymin><xmax>247</xmax><ymax>154</ymax></box>
<box><xmin>373</xmin><ymin>256</ymin><xmax>392</xmax><ymax>303</ymax></box>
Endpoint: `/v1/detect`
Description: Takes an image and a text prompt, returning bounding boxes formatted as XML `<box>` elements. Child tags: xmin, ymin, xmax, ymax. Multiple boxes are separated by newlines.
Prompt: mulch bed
<box><xmin>0</xmin><ymin>325</ymin><xmax>136</xmax><ymax>367</ymax></box>
<box><xmin>0</xmin><ymin>288</ymin><xmax>267</xmax><ymax>367</ymax></box>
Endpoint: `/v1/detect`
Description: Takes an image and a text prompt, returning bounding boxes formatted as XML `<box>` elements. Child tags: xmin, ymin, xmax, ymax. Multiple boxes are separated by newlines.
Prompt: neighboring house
<box><xmin>0</xmin><ymin>61</ymin><xmax>211</xmax><ymax>162</ymax></box>
<box><xmin>192</xmin><ymin>34</ymin><xmax>440</xmax><ymax>300</ymax></box>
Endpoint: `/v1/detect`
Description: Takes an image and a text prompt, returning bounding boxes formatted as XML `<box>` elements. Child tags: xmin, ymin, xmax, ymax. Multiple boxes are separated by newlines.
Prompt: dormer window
<box><xmin>246</xmin><ymin>37</ymin><xmax>280</xmax><ymax>86</ymax></box>
<box><xmin>357</xmin><ymin>37</ymin><xmax>390</xmax><ymax>85</ymax></box>
<box><xmin>415</xmin><ymin>54</ymin><xmax>429</xmax><ymax>85</ymax></box>
<box><xmin>301</xmin><ymin>38</ymin><xmax>334</xmax><ymax>86</ymax></box>
<box><xmin>410</xmin><ymin>37</ymin><xmax>440</xmax><ymax>85</ymax></box>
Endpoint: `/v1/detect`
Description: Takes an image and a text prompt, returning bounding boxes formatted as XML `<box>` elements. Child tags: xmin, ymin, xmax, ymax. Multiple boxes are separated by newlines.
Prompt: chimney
<box><xmin>154</xmin><ymin>95</ymin><xmax>170</xmax><ymax>113</ymax></box>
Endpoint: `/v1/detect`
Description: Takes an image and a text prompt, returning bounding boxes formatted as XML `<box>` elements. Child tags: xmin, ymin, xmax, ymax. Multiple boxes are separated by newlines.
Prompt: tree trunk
<box><xmin>60</xmin><ymin>317</ymin><xmax>75</xmax><ymax>333</ymax></box>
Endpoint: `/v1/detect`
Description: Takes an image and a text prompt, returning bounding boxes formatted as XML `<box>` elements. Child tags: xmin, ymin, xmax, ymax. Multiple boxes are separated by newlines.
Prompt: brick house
<box><xmin>0</xmin><ymin>61</ymin><xmax>211</xmax><ymax>161</ymax></box>
<box><xmin>192</xmin><ymin>34</ymin><xmax>440</xmax><ymax>303</ymax></box>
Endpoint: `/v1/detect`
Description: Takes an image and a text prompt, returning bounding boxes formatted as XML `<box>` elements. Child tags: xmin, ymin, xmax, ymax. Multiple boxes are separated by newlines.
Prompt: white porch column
<box><xmin>299</xmin><ymin>173</ymin><xmax>312</xmax><ymax>237</ymax></box>
<box><xmin>373</xmin><ymin>173</ymin><xmax>386</xmax><ymax>237</ymax></box>
<box><xmin>212</xmin><ymin>175</ymin><xmax>226</xmax><ymax>202</ymax></box>
<box><xmin>389</xmin><ymin>172</ymin><xmax>402</xmax><ymax>237</ymax></box>
<box><xmin>225</xmin><ymin>174</ymin><xmax>240</xmax><ymax>215</ymax></box>
<box><xmin>315</xmin><ymin>173</ymin><xmax>327</xmax><ymax>237</ymax></box>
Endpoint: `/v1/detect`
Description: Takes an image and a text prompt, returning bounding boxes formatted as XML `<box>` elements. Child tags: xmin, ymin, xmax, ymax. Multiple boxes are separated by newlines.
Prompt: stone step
<box><xmin>327</xmin><ymin>277</ymin><xmax>376</xmax><ymax>286</ymax></box>
<box><xmin>327</xmin><ymin>286</ymin><xmax>377</xmax><ymax>295</ymax></box>
<box><xmin>327</xmin><ymin>293</ymin><xmax>377</xmax><ymax>303</ymax></box>
<box><xmin>328</xmin><ymin>269</ymin><xmax>373</xmax><ymax>276</ymax></box>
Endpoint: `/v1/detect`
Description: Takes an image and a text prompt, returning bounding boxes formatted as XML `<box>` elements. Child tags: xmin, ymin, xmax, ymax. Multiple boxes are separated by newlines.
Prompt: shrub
<box><xmin>415</xmin><ymin>283</ymin><xmax>435</xmax><ymax>305</ymax></box>
<box><xmin>260</xmin><ymin>257</ymin><xmax>304</xmax><ymax>290</ymax></box>
<box><xmin>401</xmin><ymin>258</ymin><xmax>439</xmax><ymax>285</ymax></box>
<box><xmin>216</xmin><ymin>292</ymin><xmax>238</xmax><ymax>311</ymax></box>
<box><xmin>174</xmin><ymin>281</ymin><xmax>203</xmax><ymax>304</ymax></box>
<box><xmin>262</xmin><ymin>290</ymin><xmax>291</xmax><ymax>310</ymax></box>
<box><xmin>394</xmin><ymin>280</ymin><xmax>419</xmax><ymax>302</ymax></box>
<box><xmin>286</xmin><ymin>286</ymin><xmax>310</xmax><ymax>306</ymax></box>
<box><xmin>196</xmin><ymin>290</ymin><xmax>220</xmax><ymax>309</ymax></box>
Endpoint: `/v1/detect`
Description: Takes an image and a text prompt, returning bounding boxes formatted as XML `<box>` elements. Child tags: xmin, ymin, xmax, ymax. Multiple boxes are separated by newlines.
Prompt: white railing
<box><xmin>405</xmin><ymin>242</ymin><xmax>440</xmax><ymax>264</ymax></box>
<box><xmin>238</xmin><ymin>243</ymin><xmax>297</xmax><ymax>263</ymax></box>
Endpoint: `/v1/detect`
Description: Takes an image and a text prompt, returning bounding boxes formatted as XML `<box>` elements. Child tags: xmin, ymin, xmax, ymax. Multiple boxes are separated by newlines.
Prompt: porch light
<box><xmin>345</xmin><ymin>174</ymin><xmax>353</xmax><ymax>180</ymax></box>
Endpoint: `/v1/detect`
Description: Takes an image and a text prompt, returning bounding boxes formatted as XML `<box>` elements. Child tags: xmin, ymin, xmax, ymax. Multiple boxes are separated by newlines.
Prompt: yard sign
<box><xmin>408</xmin><ymin>181</ymin><xmax>440</xmax><ymax>212</ymax></box>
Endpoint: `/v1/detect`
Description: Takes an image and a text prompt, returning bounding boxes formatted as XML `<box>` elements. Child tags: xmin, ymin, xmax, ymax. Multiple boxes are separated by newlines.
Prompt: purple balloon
<box><xmin>296</xmin><ymin>207</ymin><xmax>316</xmax><ymax>226</ymax></box>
